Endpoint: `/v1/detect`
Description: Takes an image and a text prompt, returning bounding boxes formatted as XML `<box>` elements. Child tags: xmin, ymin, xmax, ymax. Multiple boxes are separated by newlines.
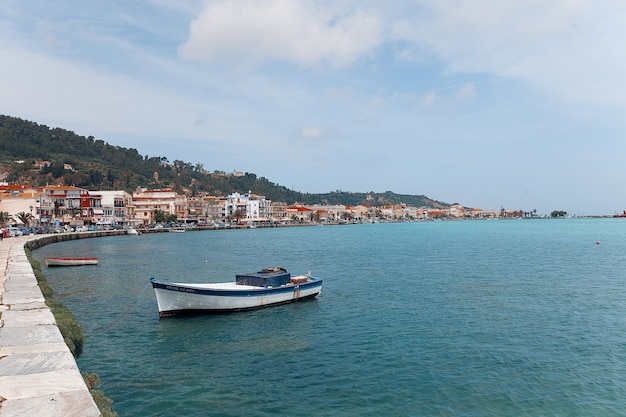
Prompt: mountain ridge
<box><xmin>0</xmin><ymin>114</ymin><xmax>452</xmax><ymax>208</ymax></box>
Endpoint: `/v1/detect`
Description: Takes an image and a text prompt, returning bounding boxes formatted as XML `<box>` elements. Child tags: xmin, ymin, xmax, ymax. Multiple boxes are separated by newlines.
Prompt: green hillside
<box><xmin>0</xmin><ymin>115</ymin><xmax>450</xmax><ymax>208</ymax></box>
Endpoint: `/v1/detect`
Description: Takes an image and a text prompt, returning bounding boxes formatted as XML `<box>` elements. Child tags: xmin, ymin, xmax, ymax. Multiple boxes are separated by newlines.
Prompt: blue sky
<box><xmin>2</xmin><ymin>0</ymin><xmax>626</xmax><ymax>215</ymax></box>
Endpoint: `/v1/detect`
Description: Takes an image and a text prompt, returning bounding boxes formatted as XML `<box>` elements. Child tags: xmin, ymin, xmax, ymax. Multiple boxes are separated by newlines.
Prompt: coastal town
<box><xmin>0</xmin><ymin>182</ymin><xmax>528</xmax><ymax>235</ymax></box>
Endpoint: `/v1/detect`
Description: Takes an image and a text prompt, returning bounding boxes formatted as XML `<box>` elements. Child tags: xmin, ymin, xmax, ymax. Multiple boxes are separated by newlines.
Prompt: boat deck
<box><xmin>168</xmin><ymin>275</ymin><xmax>312</xmax><ymax>291</ymax></box>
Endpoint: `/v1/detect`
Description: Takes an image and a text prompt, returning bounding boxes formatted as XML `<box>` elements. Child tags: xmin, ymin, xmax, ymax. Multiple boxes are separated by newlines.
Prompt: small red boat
<box><xmin>45</xmin><ymin>257</ymin><xmax>99</xmax><ymax>267</ymax></box>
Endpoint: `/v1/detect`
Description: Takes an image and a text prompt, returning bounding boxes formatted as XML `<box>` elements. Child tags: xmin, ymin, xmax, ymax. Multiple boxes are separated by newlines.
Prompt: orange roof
<box><xmin>43</xmin><ymin>185</ymin><xmax>85</xmax><ymax>191</ymax></box>
<box><xmin>0</xmin><ymin>184</ymin><xmax>32</xmax><ymax>191</ymax></box>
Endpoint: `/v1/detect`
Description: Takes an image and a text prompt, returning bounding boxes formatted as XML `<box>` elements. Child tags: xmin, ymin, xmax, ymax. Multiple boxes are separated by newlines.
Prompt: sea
<box><xmin>32</xmin><ymin>218</ymin><xmax>626</xmax><ymax>417</ymax></box>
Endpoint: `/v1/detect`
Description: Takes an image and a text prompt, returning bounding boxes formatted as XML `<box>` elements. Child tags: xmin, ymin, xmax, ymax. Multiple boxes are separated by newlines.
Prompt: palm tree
<box><xmin>67</xmin><ymin>206</ymin><xmax>81</xmax><ymax>230</ymax></box>
<box><xmin>15</xmin><ymin>211</ymin><xmax>35</xmax><ymax>227</ymax></box>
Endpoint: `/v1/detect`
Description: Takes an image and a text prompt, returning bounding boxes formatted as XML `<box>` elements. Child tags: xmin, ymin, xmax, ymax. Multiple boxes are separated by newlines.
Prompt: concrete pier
<box><xmin>0</xmin><ymin>236</ymin><xmax>101</xmax><ymax>416</ymax></box>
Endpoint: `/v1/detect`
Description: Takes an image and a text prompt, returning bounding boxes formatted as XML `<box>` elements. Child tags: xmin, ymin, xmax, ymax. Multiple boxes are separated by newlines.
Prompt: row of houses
<box><xmin>0</xmin><ymin>183</ymin><xmax>514</xmax><ymax>227</ymax></box>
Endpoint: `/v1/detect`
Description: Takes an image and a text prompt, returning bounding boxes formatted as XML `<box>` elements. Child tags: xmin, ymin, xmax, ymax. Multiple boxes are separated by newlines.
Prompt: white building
<box><xmin>98</xmin><ymin>190</ymin><xmax>134</xmax><ymax>225</ymax></box>
<box><xmin>225</xmin><ymin>192</ymin><xmax>271</xmax><ymax>221</ymax></box>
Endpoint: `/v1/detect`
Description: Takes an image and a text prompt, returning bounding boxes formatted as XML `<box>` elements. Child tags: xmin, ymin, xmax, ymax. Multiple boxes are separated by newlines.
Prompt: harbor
<box><xmin>3</xmin><ymin>219</ymin><xmax>626</xmax><ymax>415</ymax></box>
<box><xmin>31</xmin><ymin>219</ymin><xmax>626</xmax><ymax>416</ymax></box>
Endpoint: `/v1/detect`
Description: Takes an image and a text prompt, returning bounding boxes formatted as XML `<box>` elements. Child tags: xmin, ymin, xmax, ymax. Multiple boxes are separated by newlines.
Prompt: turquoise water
<box><xmin>33</xmin><ymin>219</ymin><xmax>626</xmax><ymax>416</ymax></box>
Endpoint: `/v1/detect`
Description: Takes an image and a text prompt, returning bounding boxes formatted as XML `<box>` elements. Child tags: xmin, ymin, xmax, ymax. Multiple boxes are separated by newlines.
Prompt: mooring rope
<box><xmin>86</xmin><ymin>281</ymin><xmax>151</xmax><ymax>339</ymax></box>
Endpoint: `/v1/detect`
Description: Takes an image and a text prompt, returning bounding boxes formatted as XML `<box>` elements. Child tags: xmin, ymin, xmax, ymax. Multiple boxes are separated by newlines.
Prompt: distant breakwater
<box><xmin>22</xmin><ymin>222</ymin><xmax>312</xmax><ymax>251</ymax></box>
<box><xmin>24</xmin><ymin>230</ymin><xmax>131</xmax><ymax>250</ymax></box>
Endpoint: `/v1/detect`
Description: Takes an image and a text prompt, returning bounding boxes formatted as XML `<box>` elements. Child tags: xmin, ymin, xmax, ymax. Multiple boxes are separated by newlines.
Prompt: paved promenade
<box><xmin>0</xmin><ymin>236</ymin><xmax>100</xmax><ymax>416</ymax></box>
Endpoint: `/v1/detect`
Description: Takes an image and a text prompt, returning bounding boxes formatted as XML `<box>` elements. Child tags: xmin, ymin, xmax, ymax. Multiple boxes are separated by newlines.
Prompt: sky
<box><xmin>1</xmin><ymin>0</ymin><xmax>626</xmax><ymax>216</ymax></box>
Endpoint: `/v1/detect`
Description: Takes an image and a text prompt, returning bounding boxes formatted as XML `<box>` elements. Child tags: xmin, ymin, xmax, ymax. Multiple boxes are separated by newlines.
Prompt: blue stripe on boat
<box><xmin>150</xmin><ymin>277</ymin><xmax>322</xmax><ymax>298</ymax></box>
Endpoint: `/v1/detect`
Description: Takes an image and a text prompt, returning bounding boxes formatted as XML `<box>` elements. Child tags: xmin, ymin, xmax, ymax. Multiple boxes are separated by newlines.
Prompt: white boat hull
<box><xmin>150</xmin><ymin>276</ymin><xmax>322</xmax><ymax>317</ymax></box>
<box><xmin>45</xmin><ymin>257</ymin><xmax>99</xmax><ymax>267</ymax></box>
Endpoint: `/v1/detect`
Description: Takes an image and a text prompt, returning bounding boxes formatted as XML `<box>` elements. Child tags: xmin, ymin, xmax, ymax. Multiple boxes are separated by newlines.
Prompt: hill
<box><xmin>0</xmin><ymin>115</ymin><xmax>450</xmax><ymax>208</ymax></box>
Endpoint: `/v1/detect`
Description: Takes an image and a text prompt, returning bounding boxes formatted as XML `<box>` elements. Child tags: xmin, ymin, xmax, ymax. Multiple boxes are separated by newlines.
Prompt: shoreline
<box><xmin>0</xmin><ymin>235</ymin><xmax>101</xmax><ymax>416</ymax></box>
<box><xmin>0</xmin><ymin>231</ymin><xmax>129</xmax><ymax>416</ymax></box>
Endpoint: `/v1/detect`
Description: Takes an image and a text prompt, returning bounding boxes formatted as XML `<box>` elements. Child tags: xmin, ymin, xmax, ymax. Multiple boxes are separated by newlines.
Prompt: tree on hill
<box><xmin>0</xmin><ymin>114</ymin><xmax>450</xmax><ymax>209</ymax></box>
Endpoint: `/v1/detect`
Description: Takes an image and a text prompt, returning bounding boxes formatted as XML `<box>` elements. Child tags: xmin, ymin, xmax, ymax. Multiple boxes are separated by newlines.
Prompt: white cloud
<box><xmin>418</xmin><ymin>83</ymin><xmax>476</xmax><ymax>109</ymax></box>
<box><xmin>324</xmin><ymin>86</ymin><xmax>353</xmax><ymax>101</ymax></box>
<box><xmin>369</xmin><ymin>96</ymin><xmax>386</xmax><ymax>108</ymax></box>
<box><xmin>393</xmin><ymin>0</ymin><xmax>626</xmax><ymax>106</ymax></box>
<box><xmin>178</xmin><ymin>0</ymin><xmax>382</xmax><ymax>70</ymax></box>
<box><xmin>289</xmin><ymin>126</ymin><xmax>328</xmax><ymax>148</ymax></box>
<box><xmin>0</xmin><ymin>44</ymin><xmax>235</xmax><ymax>148</ymax></box>
<box><xmin>455</xmin><ymin>83</ymin><xmax>476</xmax><ymax>103</ymax></box>
<box><xmin>420</xmin><ymin>91</ymin><xmax>437</xmax><ymax>108</ymax></box>
<box><xmin>301</xmin><ymin>127</ymin><xmax>323</xmax><ymax>139</ymax></box>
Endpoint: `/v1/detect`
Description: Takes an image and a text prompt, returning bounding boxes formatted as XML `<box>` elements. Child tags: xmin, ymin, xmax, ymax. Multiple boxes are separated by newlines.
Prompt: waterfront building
<box><xmin>98</xmin><ymin>190</ymin><xmax>134</xmax><ymax>226</ymax></box>
<box><xmin>185</xmin><ymin>196</ymin><xmax>206</xmax><ymax>224</ymax></box>
<box><xmin>0</xmin><ymin>182</ymin><xmax>530</xmax><ymax>230</ymax></box>
<box><xmin>468</xmin><ymin>208</ymin><xmax>501</xmax><ymax>218</ymax></box>
<box><xmin>0</xmin><ymin>184</ymin><xmax>41</xmax><ymax>225</ymax></box>
<box><xmin>379</xmin><ymin>205</ymin><xmax>395</xmax><ymax>219</ymax></box>
<box><xmin>286</xmin><ymin>205</ymin><xmax>315</xmax><ymax>222</ymax></box>
<box><xmin>174</xmin><ymin>195</ymin><xmax>188</xmax><ymax>222</ymax></box>
<box><xmin>269</xmin><ymin>201</ymin><xmax>289</xmax><ymax>222</ymax></box>
<box><xmin>132</xmin><ymin>187</ymin><xmax>177</xmax><ymax>225</ymax></box>
<box><xmin>244</xmin><ymin>193</ymin><xmax>271</xmax><ymax>220</ymax></box>
<box><xmin>225</xmin><ymin>192</ymin><xmax>272</xmax><ymax>221</ymax></box>
<box><xmin>42</xmin><ymin>185</ymin><xmax>102</xmax><ymax>227</ymax></box>
<box><xmin>305</xmin><ymin>204</ymin><xmax>346</xmax><ymax>222</ymax></box>
<box><xmin>203</xmin><ymin>196</ymin><xmax>227</xmax><ymax>222</ymax></box>
<box><xmin>225</xmin><ymin>192</ymin><xmax>247</xmax><ymax>219</ymax></box>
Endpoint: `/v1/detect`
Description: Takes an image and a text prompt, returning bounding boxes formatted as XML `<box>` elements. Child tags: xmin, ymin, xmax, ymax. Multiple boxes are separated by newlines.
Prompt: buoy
<box><xmin>595</xmin><ymin>241</ymin><xmax>600</xmax><ymax>245</ymax></box>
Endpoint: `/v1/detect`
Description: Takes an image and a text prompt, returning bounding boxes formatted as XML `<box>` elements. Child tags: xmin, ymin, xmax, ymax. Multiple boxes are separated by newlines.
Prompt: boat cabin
<box><xmin>236</xmin><ymin>267</ymin><xmax>291</xmax><ymax>288</ymax></box>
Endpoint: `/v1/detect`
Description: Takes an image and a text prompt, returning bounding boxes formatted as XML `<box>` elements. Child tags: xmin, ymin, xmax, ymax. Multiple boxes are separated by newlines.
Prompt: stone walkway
<box><xmin>0</xmin><ymin>236</ymin><xmax>100</xmax><ymax>416</ymax></box>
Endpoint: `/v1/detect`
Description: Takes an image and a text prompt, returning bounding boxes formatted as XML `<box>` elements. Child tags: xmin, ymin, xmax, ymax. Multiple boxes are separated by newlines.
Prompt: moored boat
<box><xmin>150</xmin><ymin>267</ymin><xmax>323</xmax><ymax>317</ymax></box>
<box><xmin>45</xmin><ymin>257</ymin><xmax>99</xmax><ymax>267</ymax></box>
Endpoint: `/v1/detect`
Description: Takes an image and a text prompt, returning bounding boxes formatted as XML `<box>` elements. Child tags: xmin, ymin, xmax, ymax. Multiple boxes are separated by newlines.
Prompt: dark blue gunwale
<box><xmin>150</xmin><ymin>276</ymin><xmax>323</xmax><ymax>297</ymax></box>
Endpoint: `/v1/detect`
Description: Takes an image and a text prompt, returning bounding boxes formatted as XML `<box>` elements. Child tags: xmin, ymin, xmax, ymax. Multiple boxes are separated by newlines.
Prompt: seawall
<box><xmin>0</xmin><ymin>232</ymin><xmax>125</xmax><ymax>416</ymax></box>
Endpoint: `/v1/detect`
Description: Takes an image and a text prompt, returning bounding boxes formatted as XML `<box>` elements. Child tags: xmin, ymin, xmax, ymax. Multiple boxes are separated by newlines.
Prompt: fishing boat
<box><xmin>150</xmin><ymin>267</ymin><xmax>323</xmax><ymax>317</ymax></box>
<box><xmin>45</xmin><ymin>257</ymin><xmax>99</xmax><ymax>267</ymax></box>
